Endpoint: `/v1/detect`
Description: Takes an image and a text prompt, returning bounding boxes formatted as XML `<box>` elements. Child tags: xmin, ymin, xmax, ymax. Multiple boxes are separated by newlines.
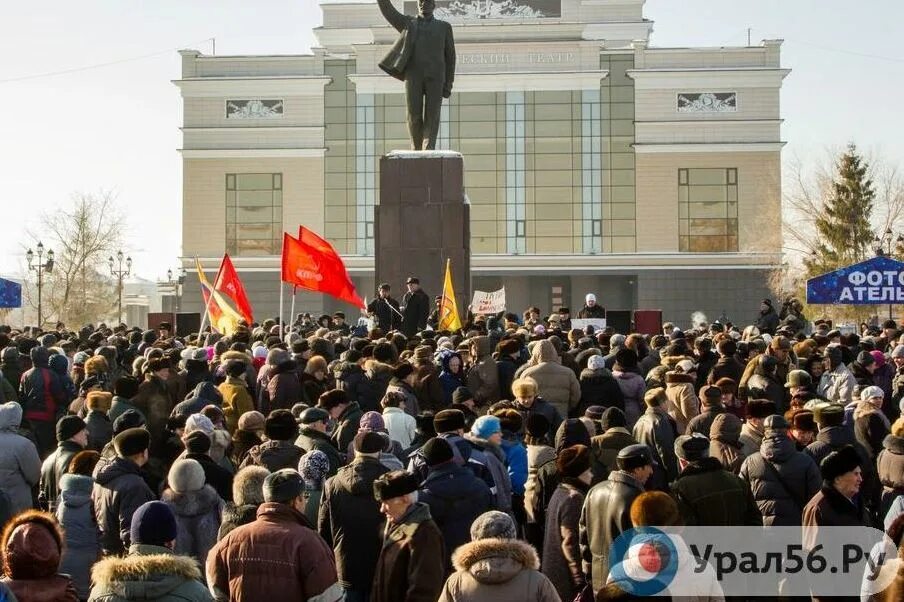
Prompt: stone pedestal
<box><xmin>376</xmin><ymin>151</ymin><xmax>470</xmax><ymax>314</ymax></box>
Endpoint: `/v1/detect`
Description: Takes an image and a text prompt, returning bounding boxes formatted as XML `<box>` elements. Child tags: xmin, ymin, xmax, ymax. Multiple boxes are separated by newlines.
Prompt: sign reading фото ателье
<box><xmin>807</xmin><ymin>256</ymin><xmax>904</xmax><ymax>305</ymax></box>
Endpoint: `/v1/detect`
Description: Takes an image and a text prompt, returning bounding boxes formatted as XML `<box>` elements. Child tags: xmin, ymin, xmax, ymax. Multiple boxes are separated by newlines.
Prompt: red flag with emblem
<box><xmin>281</xmin><ymin>232</ymin><xmax>365</xmax><ymax>308</ymax></box>
<box><xmin>213</xmin><ymin>254</ymin><xmax>254</xmax><ymax>325</ymax></box>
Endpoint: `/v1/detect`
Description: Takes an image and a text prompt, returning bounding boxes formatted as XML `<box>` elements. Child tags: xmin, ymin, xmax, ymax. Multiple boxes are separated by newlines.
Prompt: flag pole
<box><xmin>197</xmin><ymin>256</ymin><xmax>225</xmax><ymax>338</ymax></box>
<box><xmin>278</xmin><ymin>281</ymin><xmax>284</xmax><ymax>335</ymax></box>
<box><xmin>290</xmin><ymin>286</ymin><xmax>297</xmax><ymax>333</ymax></box>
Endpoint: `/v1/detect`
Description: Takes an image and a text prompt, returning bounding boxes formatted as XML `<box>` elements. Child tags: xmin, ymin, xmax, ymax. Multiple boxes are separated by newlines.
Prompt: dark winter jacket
<box><xmin>107</xmin><ymin>395</ymin><xmax>143</xmax><ymax>424</ymax></box>
<box><xmin>577</xmin><ymin>367</ymin><xmax>624</xmax><ymax>417</ymax></box>
<box><xmin>89</xmin><ymin>543</ymin><xmax>213</xmax><ymax>602</ymax></box>
<box><xmin>408</xmin><ymin>432</ymin><xmax>496</xmax><ymax>493</ymax></box>
<box><xmin>438</xmin><ymin>352</ymin><xmax>466</xmax><ymax>405</ymax></box>
<box><xmin>39</xmin><ymin>440</ymin><xmax>84</xmax><ymax>512</ymax></box>
<box><xmin>217</xmin><ymin>503</ymin><xmax>258</xmax><ymax>542</ymax></box>
<box><xmin>85</xmin><ymin>409</ymin><xmax>114</xmax><ymax>452</ymax></box>
<box><xmin>371</xmin><ymin>502</ymin><xmax>445</xmax><ymax>602</ymax></box>
<box><xmin>359</xmin><ymin>361</ymin><xmax>394</xmax><ymax>414</ymax></box>
<box><xmin>466</xmin><ymin>434</ymin><xmax>513</xmax><ymax>513</ymax></box>
<box><xmin>709</xmin><ymin>413</ymin><xmax>745</xmax><ymax>474</ymax></box>
<box><xmin>208</xmin><ymin>503</ymin><xmax>341</xmax><ymax>602</ymax></box>
<box><xmin>419</xmin><ymin>462</ymin><xmax>493</xmax><ymax>571</ymax></box>
<box><xmin>739</xmin><ymin>434</ymin><xmax>821</xmax><ymax>526</ymax></box>
<box><xmin>632</xmin><ymin>406</ymin><xmax>678</xmax><ymax>490</ymax></box>
<box><xmin>93</xmin><ymin>456</ymin><xmax>156</xmax><ymax>555</ymax></box>
<box><xmin>334</xmin><ymin>360</ymin><xmax>368</xmax><ymax>406</ymax></box>
<box><xmin>755</xmin><ymin>307</ymin><xmax>780</xmax><ymax>335</ymax></box>
<box><xmin>670</xmin><ymin>456</ymin><xmax>761</xmax><ymax>526</ymax></box>
<box><xmin>161</xmin><ymin>484</ymin><xmax>224</xmax><ymax>569</ymax></box>
<box><xmin>56</xmin><ymin>473</ymin><xmax>101</xmax><ymax>600</ymax></box>
<box><xmin>854</xmin><ymin>402</ymin><xmax>891</xmax><ymax>460</ymax></box>
<box><xmin>265</xmin><ymin>360</ymin><xmax>302</xmax><ymax>413</ymax></box>
<box><xmin>533</xmin><ymin>419</ymin><xmax>591</xmax><ymax>531</ymax></box>
<box><xmin>171</xmin><ymin>381</ymin><xmax>223</xmax><ymax>419</ymax></box>
<box><xmin>684</xmin><ymin>404</ymin><xmax>725</xmax><ymax>438</ymax></box>
<box><xmin>707</xmin><ymin>355</ymin><xmax>745</xmax><ymax>386</ymax></box>
<box><xmin>580</xmin><ymin>470</ymin><xmax>646</xmax><ymax>592</ymax></box>
<box><xmin>19</xmin><ymin>347</ymin><xmax>65</xmax><ymax>438</ymax></box>
<box><xmin>318</xmin><ymin>456</ymin><xmax>390</xmax><ymax>591</ymax></box>
<box><xmin>401</xmin><ymin>288</ymin><xmax>430</xmax><ymax>337</ymax></box>
<box><xmin>331</xmin><ymin>401</ymin><xmax>364</xmax><ymax>455</ymax></box>
<box><xmin>296</xmin><ymin>427</ymin><xmax>344</xmax><ymax>477</ymax></box>
<box><xmin>589</xmin><ymin>427</ymin><xmax>637</xmax><ymax>484</ymax></box>
<box><xmin>133</xmin><ymin>376</ymin><xmax>172</xmax><ymax>452</ymax></box>
<box><xmin>467</xmin><ymin>336</ymin><xmax>501</xmax><ymax>406</ymax></box>
<box><xmin>239</xmin><ymin>439</ymin><xmax>303</xmax><ymax>473</ymax></box>
<box><xmin>512</xmin><ymin>396</ymin><xmax>562</xmax><ymax>443</ymax></box>
<box><xmin>805</xmin><ymin>426</ymin><xmax>873</xmax><ymax>477</ymax></box>
<box><xmin>542</xmin><ymin>478</ymin><xmax>589</xmax><ymax>601</ymax></box>
<box><xmin>182</xmin><ymin>451</ymin><xmax>234</xmax><ymax>503</ymax></box>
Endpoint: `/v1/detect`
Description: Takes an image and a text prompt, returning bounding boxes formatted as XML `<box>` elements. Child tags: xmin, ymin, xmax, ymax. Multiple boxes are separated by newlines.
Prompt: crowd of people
<box><xmin>0</xmin><ymin>291</ymin><xmax>902</xmax><ymax>601</ymax></box>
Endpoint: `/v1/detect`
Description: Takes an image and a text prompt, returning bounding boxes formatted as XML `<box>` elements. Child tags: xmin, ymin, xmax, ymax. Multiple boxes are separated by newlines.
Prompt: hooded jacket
<box><xmin>465</xmin><ymin>434</ymin><xmax>513</xmax><ymax>513</ymax></box>
<box><xmin>709</xmin><ymin>413</ymin><xmax>745</xmax><ymax>474</ymax></box>
<box><xmin>239</xmin><ymin>439</ymin><xmax>303</xmax><ymax>473</ymax></box>
<box><xmin>318</xmin><ymin>456</ymin><xmax>390</xmax><ymax>591</ymax></box>
<box><xmin>93</xmin><ymin>456</ymin><xmax>155</xmax><ymax>555</ymax></box>
<box><xmin>739</xmin><ymin>433</ymin><xmax>821</xmax><ymax>526</ymax></box>
<box><xmin>0</xmin><ymin>402</ymin><xmax>41</xmax><ymax>513</ymax></box>
<box><xmin>466</xmin><ymin>337</ymin><xmax>501</xmax><ymax>406</ymax></box>
<box><xmin>371</xmin><ymin>502</ymin><xmax>445</xmax><ymax>602</ymax></box>
<box><xmin>438</xmin><ymin>538</ymin><xmax>559</xmax><ymax>602</ymax></box>
<box><xmin>532</xmin><ymin>419</ymin><xmax>591</xmax><ymax>533</ymax></box>
<box><xmin>19</xmin><ymin>347</ymin><xmax>65</xmax><ymax>425</ymax></box>
<box><xmin>0</xmin><ymin>510</ymin><xmax>79</xmax><ymax>602</ymax></box>
<box><xmin>438</xmin><ymin>352</ymin><xmax>466</xmax><ymax>405</ymax></box>
<box><xmin>520</xmin><ymin>340</ymin><xmax>581</xmax><ymax>419</ymax></box>
<box><xmin>90</xmin><ymin>544</ymin><xmax>212</xmax><ymax>602</ymax></box>
<box><xmin>56</xmin><ymin>473</ymin><xmax>101</xmax><ymax>599</ymax></box>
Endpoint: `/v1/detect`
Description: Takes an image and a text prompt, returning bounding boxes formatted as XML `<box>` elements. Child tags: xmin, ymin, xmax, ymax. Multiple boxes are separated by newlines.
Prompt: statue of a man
<box><xmin>377</xmin><ymin>0</ymin><xmax>456</xmax><ymax>150</ymax></box>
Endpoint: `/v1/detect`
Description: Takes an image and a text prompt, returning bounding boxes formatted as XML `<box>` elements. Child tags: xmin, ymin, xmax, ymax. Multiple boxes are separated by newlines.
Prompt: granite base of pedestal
<box><xmin>376</xmin><ymin>150</ymin><xmax>470</xmax><ymax>312</ymax></box>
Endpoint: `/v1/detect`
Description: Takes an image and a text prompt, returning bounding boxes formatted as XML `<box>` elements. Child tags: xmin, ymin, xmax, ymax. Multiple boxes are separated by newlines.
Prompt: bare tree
<box><xmin>23</xmin><ymin>191</ymin><xmax>126</xmax><ymax>327</ymax></box>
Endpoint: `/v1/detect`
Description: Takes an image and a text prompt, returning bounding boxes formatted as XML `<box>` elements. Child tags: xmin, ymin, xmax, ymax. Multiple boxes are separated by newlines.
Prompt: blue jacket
<box><xmin>500</xmin><ymin>434</ymin><xmax>528</xmax><ymax>495</ymax></box>
<box><xmin>437</xmin><ymin>351</ymin><xmax>466</xmax><ymax>405</ymax></box>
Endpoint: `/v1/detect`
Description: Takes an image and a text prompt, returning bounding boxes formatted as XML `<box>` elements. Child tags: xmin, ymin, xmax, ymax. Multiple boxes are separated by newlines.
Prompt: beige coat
<box><xmin>521</xmin><ymin>340</ymin><xmax>581</xmax><ymax>419</ymax></box>
<box><xmin>438</xmin><ymin>538</ymin><xmax>560</xmax><ymax>602</ymax></box>
<box><xmin>664</xmin><ymin>372</ymin><xmax>700</xmax><ymax>435</ymax></box>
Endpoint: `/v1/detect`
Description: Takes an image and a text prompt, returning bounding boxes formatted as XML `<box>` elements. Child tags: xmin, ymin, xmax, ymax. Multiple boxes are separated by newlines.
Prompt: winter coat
<box><xmin>408</xmin><ymin>433</ymin><xmax>496</xmax><ymax>492</ymax></box>
<box><xmin>684</xmin><ymin>405</ymin><xmax>725</xmax><ymax>438</ymax></box>
<box><xmin>217</xmin><ymin>503</ymin><xmax>258</xmax><ymax>542</ymax></box>
<box><xmin>542</xmin><ymin>478</ymin><xmax>589</xmax><ymax>601</ymax></box>
<box><xmin>208</xmin><ymin>502</ymin><xmax>341</xmax><ymax>602</ymax></box>
<box><xmin>520</xmin><ymin>340</ymin><xmax>581</xmax><ymax>419</ymax></box>
<box><xmin>818</xmin><ymin>364</ymin><xmax>857</xmax><ymax>404</ymax></box>
<box><xmin>301</xmin><ymin>373</ymin><xmax>329</xmax><ymax>406</ymax></box>
<box><xmin>499</xmin><ymin>434</ymin><xmax>528</xmax><ymax>496</ymax></box>
<box><xmin>93</xmin><ymin>456</ymin><xmax>155</xmax><ymax>555</ymax></box>
<box><xmin>39</xmin><ymin>440</ymin><xmax>84</xmax><ymax>512</ymax></box>
<box><xmin>161</xmin><ymin>485</ymin><xmax>224</xmax><ymax>568</ymax></box>
<box><xmin>86</xmin><ymin>410</ymin><xmax>114</xmax><ymax>452</ymax></box>
<box><xmin>747</xmin><ymin>371</ymin><xmax>786</xmax><ymax>414</ymax></box>
<box><xmin>383</xmin><ymin>406</ymin><xmax>417</xmax><ymax>449</ymax></box>
<box><xmin>18</xmin><ymin>347</ymin><xmax>65</xmax><ymax>426</ymax></box>
<box><xmin>239</xmin><ymin>439</ymin><xmax>303</xmax><ymax>473</ymax></box>
<box><xmin>466</xmin><ymin>337</ymin><xmax>501</xmax><ymax>406</ymax></box>
<box><xmin>612</xmin><ymin>369</ymin><xmax>645</xmax><ymax>427</ymax></box>
<box><xmin>133</xmin><ymin>376</ymin><xmax>172</xmax><ymax>451</ymax></box>
<box><xmin>853</xmin><ymin>402</ymin><xmax>890</xmax><ymax>460</ymax></box>
<box><xmin>805</xmin><ymin>425</ymin><xmax>873</xmax><ymax>473</ymax></box>
<box><xmin>107</xmin><ymin>396</ymin><xmax>144</xmax><ymax>425</ymax></box>
<box><xmin>1</xmin><ymin>357</ymin><xmax>23</xmax><ymax>401</ymax></box>
<box><xmin>755</xmin><ymin>307</ymin><xmax>780</xmax><ymax>334</ymax></box>
<box><xmin>466</xmin><ymin>435</ymin><xmax>513</xmax><ymax>513</ymax></box>
<box><xmin>419</xmin><ymin>462</ymin><xmax>494</xmax><ymax>570</ymax></box>
<box><xmin>318</xmin><ymin>456</ymin><xmax>390</xmax><ymax>591</ymax></box>
<box><xmin>877</xmin><ymin>434</ymin><xmax>904</xmax><ymax>518</ymax></box>
<box><xmin>709</xmin><ymin>414</ymin><xmax>745</xmax><ymax>474</ymax></box>
<box><xmin>707</xmin><ymin>355</ymin><xmax>745</xmax><ymax>386</ymax></box>
<box><xmin>589</xmin><ymin>427</ymin><xmax>637</xmax><ymax>484</ymax></box>
<box><xmin>632</xmin><ymin>406</ymin><xmax>678</xmax><ymax>490</ymax></box>
<box><xmin>331</xmin><ymin>401</ymin><xmax>364</xmax><ymax>455</ymax></box>
<box><xmin>439</xmin><ymin>538</ymin><xmax>560</xmax><ymax>602</ymax></box>
<box><xmin>90</xmin><ymin>544</ymin><xmax>213</xmax><ymax>602</ymax></box>
<box><xmin>296</xmin><ymin>427</ymin><xmax>344</xmax><ymax>476</ymax></box>
<box><xmin>580</xmin><ymin>470</ymin><xmax>646</xmax><ymax>592</ymax></box>
<box><xmin>512</xmin><ymin>396</ymin><xmax>562</xmax><ymax>443</ymax></box>
<box><xmin>664</xmin><ymin>372</ymin><xmax>699</xmax><ymax>434</ymax></box>
<box><xmin>386</xmin><ymin>378</ymin><xmax>421</xmax><ymax>417</ymax></box>
<box><xmin>401</xmin><ymin>288</ymin><xmax>430</xmax><ymax>337</ymax></box>
<box><xmin>438</xmin><ymin>352</ymin><xmax>466</xmax><ymax>404</ymax></box>
<box><xmin>359</xmin><ymin>361</ymin><xmax>394</xmax><ymax>414</ymax></box>
<box><xmin>334</xmin><ymin>360</ymin><xmax>368</xmax><ymax>407</ymax></box>
<box><xmin>217</xmin><ymin>376</ymin><xmax>254</xmax><ymax>434</ymax></box>
<box><xmin>56</xmin><ymin>474</ymin><xmax>101</xmax><ymax>600</ymax></box>
<box><xmin>1</xmin><ymin>510</ymin><xmax>79</xmax><ymax>602</ymax></box>
<box><xmin>524</xmin><ymin>444</ymin><xmax>555</xmax><ymax>527</ymax></box>
<box><xmin>670</xmin><ymin>457</ymin><xmax>762</xmax><ymax>526</ymax></box>
<box><xmin>0</xmin><ymin>402</ymin><xmax>41</xmax><ymax>513</ymax></box>
<box><xmin>577</xmin><ymin>367</ymin><xmax>624</xmax><ymax>417</ymax></box>
<box><xmin>738</xmin><ymin>421</ymin><xmax>765</xmax><ymax>457</ymax></box>
<box><xmin>371</xmin><ymin>502</ymin><xmax>445</xmax><ymax>602</ymax></box>
<box><xmin>171</xmin><ymin>382</ymin><xmax>223</xmax><ymax>419</ymax></box>
<box><xmin>264</xmin><ymin>360</ymin><xmax>302</xmax><ymax>413</ymax></box>
<box><xmin>367</xmin><ymin>295</ymin><xmax>402</xmax><ymax>333</ymax></box>
<box><xmin>739</xmin><ymin>434</ymin><xmax>821</xmax><ymax>526</ymax></box>
<box><xmin>180</xmin><ymin>451</ymin><xmax>234</xmax><ymax>503</ymax></box>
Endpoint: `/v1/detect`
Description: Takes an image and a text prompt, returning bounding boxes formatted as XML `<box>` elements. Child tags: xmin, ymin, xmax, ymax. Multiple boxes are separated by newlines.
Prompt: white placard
<box><xmin>471</xmin><ymin>288</ymin><xmax>506</xmax><ymax>314</ymax></box>
<box><xmin>570</xmin><ymin>318</ymin><xmax>606</xmax><ymax>331</ymax></box>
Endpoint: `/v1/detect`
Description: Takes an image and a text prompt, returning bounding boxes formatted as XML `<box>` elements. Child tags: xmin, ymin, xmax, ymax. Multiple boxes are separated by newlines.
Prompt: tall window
<box><xmin>678</xmin><ymin>168</ymin><xmax>738</xmax><ymax>252</ymax></box>
<box><xmin>356</xmin><ymin>93</ymin><xmax>376</xmax><ymax>255</ymax></box>
<box><xmin>581</xmin><ymin>89</ymin><xmax>602</xmax><ymax>254</ymax></box>
<box><xmin>505</xmin><ymin>91</ymin><xmax>526</xmax><ymax>254</ymax></box>
<box><xmin>225</xmin><ymin>173</ymin><xmax>282</xmax><ymax>256</ymax></box>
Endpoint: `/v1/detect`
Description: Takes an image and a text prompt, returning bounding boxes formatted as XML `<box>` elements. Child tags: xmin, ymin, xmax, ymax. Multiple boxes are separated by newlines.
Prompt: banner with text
<box><xmin>807</xmin><ymin>256</ymin><xmax>904</xmax><ymax>305</ymax></box>
<box><xmin>571</xmin><ymin>318</ymin><xmax>607</xmax><ymax>331</ymax></box>
<box><xmin>471</xmin><ymin>288</ymin><xmax>506</xmax><ymax>315</ymax></box>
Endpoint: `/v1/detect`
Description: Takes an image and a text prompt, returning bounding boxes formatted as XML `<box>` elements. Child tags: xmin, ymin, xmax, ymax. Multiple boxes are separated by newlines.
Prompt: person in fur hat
<box><xmin>0</xmin><ymin>509</ymin><xmax>79</xmax><ymax>601</ymax></box>
<box><xmin>439</xmin><ymin>510</ymin><xmax>559</xmax><ymax>602</ymax></box>
<box><xmin>85</xmin><ymin>390</ymin><xmax>114</xmax><ymax>451</ymax></box>
<box><xmin>230</xmin><ymin>410</ymin><xmax>265</xmax><ymax>467</ymax></box>
<box><xmin>218</xmin><ymin>465</ymin><xmax>269</xmax><ymax>541</ymax></box>
<box><xmin>739</xmin><ymin>398</ymin><xmax>776</xmax><ymax>457</ymax></box>
<box><xmin>89</xmin><ymin>501</ymin><xmax>212</xmax><ymax>601</ymax></box>
<box><xmin>161</xmin><ymin>459</ymin><xmax>224</xmax><ymax>570</ymax></box>
<box><xmin>239</xmin><ymin>409</ymin><xmax>303</xmax><ymax>472</ymax></box>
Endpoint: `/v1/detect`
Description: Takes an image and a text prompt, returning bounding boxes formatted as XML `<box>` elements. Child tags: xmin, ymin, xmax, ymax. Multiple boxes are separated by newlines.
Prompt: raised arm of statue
<box><xmin>376</xmin><ymin>0</ymin><xmax>408</xmax><ymax>33</ymax></box>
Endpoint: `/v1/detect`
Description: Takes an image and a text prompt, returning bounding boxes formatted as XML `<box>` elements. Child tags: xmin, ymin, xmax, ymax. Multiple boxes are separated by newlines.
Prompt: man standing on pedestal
<box><xmin>401</xmin><ymin>277</ymin><xmax>430</xmax><ymax>337</ymax></box>
<box><xmin>376</xmin><ymin>0</ymin><xmax>455</xmax><ymax>150</ymax></box>
<box><xmin>367</xmin><ymin>283</ymin><xmax>402</xmax><ymax>333</ymax></box>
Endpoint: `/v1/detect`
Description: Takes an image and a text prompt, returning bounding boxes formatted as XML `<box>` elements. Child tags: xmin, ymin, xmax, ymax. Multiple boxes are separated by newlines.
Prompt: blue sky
<box><xmin>1</xmin><ymin>0</ymin><xmax>901</xmax><ymax>281</ymax></box>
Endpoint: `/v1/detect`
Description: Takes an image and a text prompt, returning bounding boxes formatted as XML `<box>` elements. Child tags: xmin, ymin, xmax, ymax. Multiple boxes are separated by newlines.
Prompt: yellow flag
<box><xmin>438</xmin><ymin>259</ymin><xmax>462</xmax><ymax>332</ymax></box>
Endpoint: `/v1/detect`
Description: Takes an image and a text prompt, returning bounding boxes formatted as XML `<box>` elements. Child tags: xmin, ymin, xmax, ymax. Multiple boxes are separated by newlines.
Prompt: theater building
<box><xmin>175</xmin><ymin>0</ymin><xmax>788</xmax><ymax>325</ymax></box>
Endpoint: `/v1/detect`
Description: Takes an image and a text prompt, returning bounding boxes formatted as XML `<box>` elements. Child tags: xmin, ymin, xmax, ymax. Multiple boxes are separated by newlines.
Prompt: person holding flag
<box><xmin>367</xmin><ymin>283</ymin><xmax>402</xmax><ymax>333</ymax></box>
<box><xmin>401</xmin><ymin>277</ymin><xmax>430</xmax><ymax>337</ymax></box>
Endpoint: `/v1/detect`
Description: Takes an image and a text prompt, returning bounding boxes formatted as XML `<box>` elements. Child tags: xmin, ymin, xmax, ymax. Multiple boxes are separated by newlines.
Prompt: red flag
<box><xmin>298</xmin><ymin>226</ymin><xmax>357</xmax><ymax>293</ymax></box>
<box><xmin>214</xmin><ymin>254</ymin><xmax>254</xmax><ymax>324</ymax></box>
<box><xmin>282</xmin><ymin>232</ymin><xmax>365</xmax><ymax>308</ymax></box>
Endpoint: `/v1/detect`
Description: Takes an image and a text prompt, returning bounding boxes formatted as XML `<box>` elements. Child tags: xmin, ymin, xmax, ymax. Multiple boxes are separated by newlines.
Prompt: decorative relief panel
<box><xmin>404</xmin><ymin>0</ymin><xmax>560</xmax><ymax>19</ymax></box>
<box><xmin>226</xmin><ymin>99</ymin><xmax>284</xmax><ymax>119</ymax></box>
<box><xmin>677</xmin><ymin>92</ymin><xmax>737</xmax><ymax>113</ymax></box>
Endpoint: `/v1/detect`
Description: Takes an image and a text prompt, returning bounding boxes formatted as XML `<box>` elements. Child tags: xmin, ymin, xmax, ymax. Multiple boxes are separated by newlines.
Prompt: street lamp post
<box><xmin>166</xmin><ymin>267</ymin><xmax>186</xmax><ymax>330</ymax></box>
<box><xmin>873</xmin><ymin>228</ymin><xmax>904</xmax><ymax>320</ymax></box>
<box><xmin>109</xmin><ymin>251</ymin><xmax>132</xmax><ymax>324</ymax></box>
<box><xmin>25</xmin><ymin>242</ymin><xmax>54</xmax><ymax>329</ymax></box>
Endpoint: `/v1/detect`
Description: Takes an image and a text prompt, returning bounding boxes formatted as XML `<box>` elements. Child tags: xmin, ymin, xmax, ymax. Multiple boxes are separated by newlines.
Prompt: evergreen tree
<box><xmin>804</xmin><ymin>143</ymin><xmax>875</xmax><ymax>276</ymax></box>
